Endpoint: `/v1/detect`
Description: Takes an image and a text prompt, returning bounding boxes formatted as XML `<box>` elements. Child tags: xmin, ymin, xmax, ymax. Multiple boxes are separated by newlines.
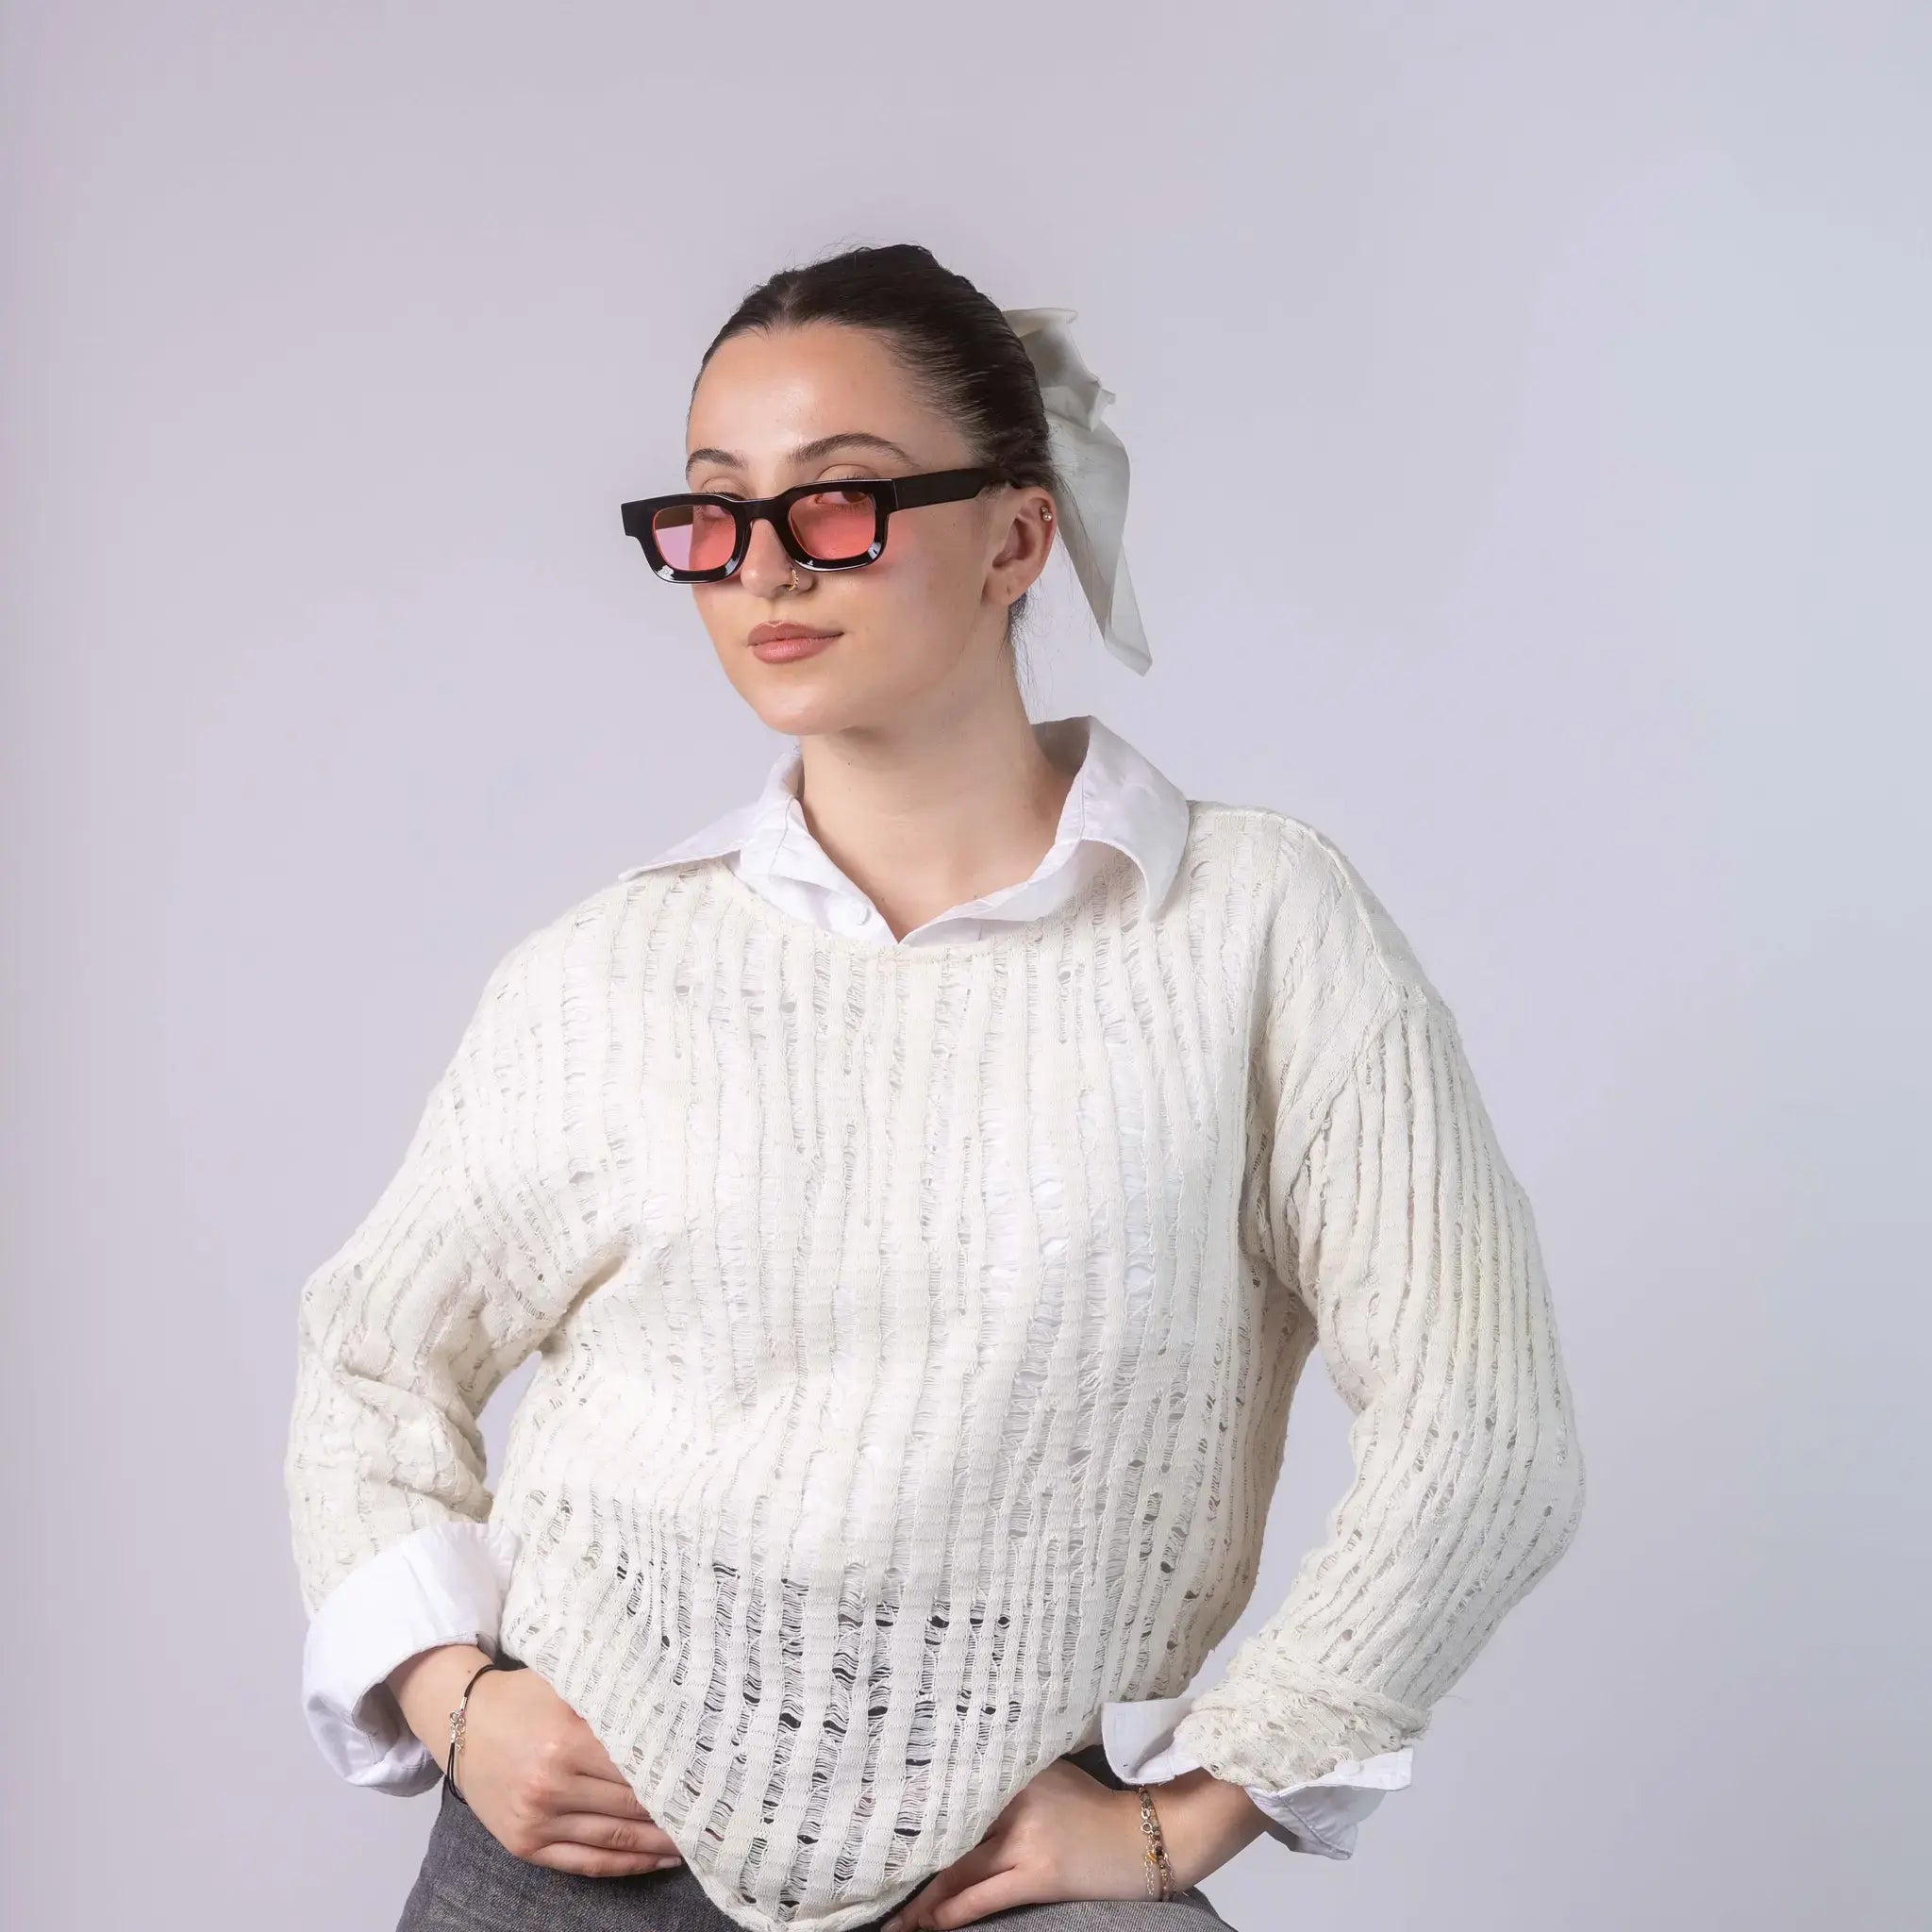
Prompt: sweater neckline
<box><xmin>700</xmin><ymin>836</ymin><xmax>1141</xmax><ymax>964</ymax></box>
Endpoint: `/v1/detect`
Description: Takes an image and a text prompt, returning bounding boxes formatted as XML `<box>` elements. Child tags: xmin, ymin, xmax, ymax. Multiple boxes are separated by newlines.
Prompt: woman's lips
<box><xmin>750</xmin><ymin>632</ymin><xmax>839</xmax><ymax>662</ymax></box>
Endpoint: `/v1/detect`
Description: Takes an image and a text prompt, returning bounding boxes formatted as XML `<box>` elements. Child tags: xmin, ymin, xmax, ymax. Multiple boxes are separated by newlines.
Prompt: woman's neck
<box><xmin>791</xmin><ymin>706</ymin><xmax>1084</xmax><ymax>942</ymax></box>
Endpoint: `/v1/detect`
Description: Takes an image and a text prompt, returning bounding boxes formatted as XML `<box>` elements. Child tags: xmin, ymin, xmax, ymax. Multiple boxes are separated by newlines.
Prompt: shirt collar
<box><xmin>618</xmin><ymin>713</ymin><xmax>1190</xmax><ymax>919</ymax></box>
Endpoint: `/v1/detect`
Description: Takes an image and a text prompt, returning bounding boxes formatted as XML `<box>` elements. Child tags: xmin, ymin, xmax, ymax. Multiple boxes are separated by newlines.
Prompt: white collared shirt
<box><xmin>298</xmin><ymin>712</ymin><xmax>1410</xmax><ymax>1859</ymax></box>
<box><xmin>616</xmin><ymin>711</ymin><xmax>1190</xmax><ymax>949</ymax></box>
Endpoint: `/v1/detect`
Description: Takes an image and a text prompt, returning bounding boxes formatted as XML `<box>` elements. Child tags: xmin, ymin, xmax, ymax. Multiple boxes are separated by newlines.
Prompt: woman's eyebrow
<box><xmin>684</xmin><ymin>432</ymin><xmax>918</xmax><ymax>480</ymax></box>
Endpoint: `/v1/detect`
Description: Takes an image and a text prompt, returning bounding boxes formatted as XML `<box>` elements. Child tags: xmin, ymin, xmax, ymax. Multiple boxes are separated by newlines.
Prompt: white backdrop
<box><xmin>4</xmin><ymin>4</ymin><xmax>1926</xmax><ymax>1926</ymax></box>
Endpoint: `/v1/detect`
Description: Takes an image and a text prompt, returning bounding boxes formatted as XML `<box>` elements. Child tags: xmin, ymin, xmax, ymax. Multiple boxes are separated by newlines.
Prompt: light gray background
<box><xmin>5</xmin><ymin>3</ymin><xmax>1926</xmax><ymax>1927</ymax></box>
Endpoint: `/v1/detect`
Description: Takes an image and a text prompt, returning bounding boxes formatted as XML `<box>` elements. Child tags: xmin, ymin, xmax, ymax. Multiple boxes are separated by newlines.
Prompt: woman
<box><xmin>285</xmin><ymin>242</ymin><xmax>1587</xmax><ymax>1932</ymax></box>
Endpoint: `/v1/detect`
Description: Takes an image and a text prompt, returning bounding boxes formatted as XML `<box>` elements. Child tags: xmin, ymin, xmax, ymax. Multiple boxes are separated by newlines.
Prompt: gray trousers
<box><xmin>395</xmin><ymin>1658</ymin><xmax>1238</xmax><ymax>1931</ymax></box>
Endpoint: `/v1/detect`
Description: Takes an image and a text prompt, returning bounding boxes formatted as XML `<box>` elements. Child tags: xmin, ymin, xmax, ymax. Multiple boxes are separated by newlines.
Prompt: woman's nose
<box><xmin>736</xmin><ymin>515</ymin><xmax>804</xmax><ymax>596</ymax></box>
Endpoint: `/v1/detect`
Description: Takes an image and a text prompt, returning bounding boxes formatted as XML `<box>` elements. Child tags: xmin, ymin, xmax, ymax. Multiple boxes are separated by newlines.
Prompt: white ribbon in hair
<box><xmin>1000</xmin><ymin>306</ymin><xmax>1151</xmax><ymax>675</ymax></box>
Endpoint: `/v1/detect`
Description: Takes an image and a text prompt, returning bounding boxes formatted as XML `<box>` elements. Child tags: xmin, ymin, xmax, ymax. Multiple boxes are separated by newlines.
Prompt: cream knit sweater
<box><xmin>284</xmin><ymin>799</ymin><xmax>1586</xmax><ymax>1932</ymax></box>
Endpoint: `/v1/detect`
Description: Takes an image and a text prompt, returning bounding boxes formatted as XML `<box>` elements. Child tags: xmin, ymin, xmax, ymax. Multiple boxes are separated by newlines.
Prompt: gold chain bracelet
<box><xmin>1132</xmin><ymin>1784</ymin><xmax>1176</xmax><ymax>1900</ymax></box>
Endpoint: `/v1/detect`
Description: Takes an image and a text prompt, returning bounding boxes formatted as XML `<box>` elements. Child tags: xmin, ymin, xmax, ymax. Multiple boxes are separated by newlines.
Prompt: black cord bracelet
<box><xmin>445</xmin><ymin>1659</ymin><xmax>504</xmax><ymax>1803</ymax></box>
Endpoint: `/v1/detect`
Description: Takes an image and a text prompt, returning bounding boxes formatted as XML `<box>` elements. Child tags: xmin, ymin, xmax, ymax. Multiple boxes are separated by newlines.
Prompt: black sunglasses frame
<box><xmin>619</xmin><ymin>465</ymin><xmax>1005</xmax><ymax>584</ymax></box>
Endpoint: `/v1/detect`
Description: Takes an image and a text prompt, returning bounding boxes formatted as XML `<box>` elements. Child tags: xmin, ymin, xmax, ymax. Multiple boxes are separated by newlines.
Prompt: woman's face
<box><xmin>681</xmin><ymin>321</ymin><xmax>1052</xmax><ymax>739</ymax></box>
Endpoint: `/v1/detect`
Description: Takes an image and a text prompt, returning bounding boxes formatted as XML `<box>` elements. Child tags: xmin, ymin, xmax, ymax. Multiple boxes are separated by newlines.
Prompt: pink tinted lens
<box><xmin>789</xmin><ymin>489</ymin><xmax>875</xmax><ymax>563</ymax></box>
<box><xmin>652</xmin><ymin>501</ymin><xmax>738</xmax><ymax>574</ymax></box>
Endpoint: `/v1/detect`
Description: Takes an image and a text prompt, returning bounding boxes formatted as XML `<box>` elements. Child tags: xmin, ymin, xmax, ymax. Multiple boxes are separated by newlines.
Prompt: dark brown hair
<box><xmin>694</xmin><ymin>242</ymin><xmax>1059</xmax><ymax>680</ymax></box>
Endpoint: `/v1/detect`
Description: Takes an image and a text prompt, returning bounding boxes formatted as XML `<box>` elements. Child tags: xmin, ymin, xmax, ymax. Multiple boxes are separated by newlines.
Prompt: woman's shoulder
<box><xmin>457</xmin><ymin>871</ymin><xmax>657</xmax><ymax>1026</ymax></box>
<box><xmin>1181</xmin><ymin>797</ymin><xmax>1449</xmax><ymax>1014</ymax></box>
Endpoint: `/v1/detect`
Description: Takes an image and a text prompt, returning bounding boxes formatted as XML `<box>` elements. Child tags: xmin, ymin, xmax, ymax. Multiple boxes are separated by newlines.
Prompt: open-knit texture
<box><xmin>284</xmin><ymin>800</ymin><xmax>1586</xmax><ymax>1932</ymax></box>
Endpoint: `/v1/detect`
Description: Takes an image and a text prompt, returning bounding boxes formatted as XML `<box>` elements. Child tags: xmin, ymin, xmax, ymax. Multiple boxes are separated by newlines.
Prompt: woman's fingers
<box><xmin>882</xmin><ymin>1841</ymin><xmax>1008</xmax><ymax>1931</ymax></box>
<box><xmin>923</xmin><ymin>1870</ymin><xmax>1042</xmax><ymax>1932</ymax></box>
<box><xmin>549</xmin><ymin>1765</ymin><xmax>658</xmax><ymax>1821</ymax></box>
<box><xmin>525</xmin><ymin>1832</ymin><xmax>684</xmax><ymax>1879</ymax></box>
<box><xmin>542</xmin><ymin>1808</ymin><xmax>684</xmax><ymax>1864</ymax></box>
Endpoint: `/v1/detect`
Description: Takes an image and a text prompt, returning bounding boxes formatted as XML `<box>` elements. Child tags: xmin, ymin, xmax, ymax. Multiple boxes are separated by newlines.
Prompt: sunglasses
<box><xmin>620</xmin><ymin>465</ymin><xmax>1002</xmax><ymax>584</ymax></box>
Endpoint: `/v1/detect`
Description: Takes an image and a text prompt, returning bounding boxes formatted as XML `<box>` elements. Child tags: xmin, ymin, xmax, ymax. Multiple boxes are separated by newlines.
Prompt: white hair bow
<box><xmin>1000</xmin><ymin>306</ymin><xmax>1152</xmax><ymax>675</ymax></box>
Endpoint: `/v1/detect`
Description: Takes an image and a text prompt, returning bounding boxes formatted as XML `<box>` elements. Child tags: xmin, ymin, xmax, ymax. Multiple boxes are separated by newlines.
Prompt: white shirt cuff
<box><xmin>299</xmin><ymin>1518</ymin><xmax>514</xmax><ymax>1792</ymax></box>
<box><xmin>1101</xmin><ymin>1691</ymin><xmax>1413</xmax><ymax>1858</ymax></box>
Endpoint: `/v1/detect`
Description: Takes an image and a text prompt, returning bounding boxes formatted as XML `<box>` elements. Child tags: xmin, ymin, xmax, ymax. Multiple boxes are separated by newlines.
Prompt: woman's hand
<box><xmin>388</xmin><ymin>1645</ymin><xmax>685</xmax><ymax>1878</ymax></box>
<box><xmin>878</xmin><ymin>1758</ymin><xmax>1142</xmax><ymax>1930</ymax></box>
<box><xmin>879</xmin><ymin>1757</ymin><xmax>1251</xmax><ymax>1932</ymax></box>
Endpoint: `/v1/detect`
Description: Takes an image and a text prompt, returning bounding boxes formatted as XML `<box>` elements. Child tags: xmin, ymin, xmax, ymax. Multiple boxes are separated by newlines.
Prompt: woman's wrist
<box><xmin>1130</xmin><ymin>1766</ymin><xmax>1270</xmax><ymax>1890</ymax></box>
<box><xmin>386</xmin><ymin>1643</ymin><xmax>495</xmax><ymax>1766</ymax></box>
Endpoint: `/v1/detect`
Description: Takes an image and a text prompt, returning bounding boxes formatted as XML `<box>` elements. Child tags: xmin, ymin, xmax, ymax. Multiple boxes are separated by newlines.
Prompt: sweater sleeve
<box><xmin>282</xmin><ymin>932</ymin><xmax>597</xmax><ymax>1626</ymax></box>
<box><xmin>1168</xmin><ymin>955</ymin><xmax>1588</xmax><ymax>1793</ymax></box>
<box><xmin>1102</xmin><ymin>1690</ymin><xmax>1411</xmax><ymax>1858</ymax></box>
